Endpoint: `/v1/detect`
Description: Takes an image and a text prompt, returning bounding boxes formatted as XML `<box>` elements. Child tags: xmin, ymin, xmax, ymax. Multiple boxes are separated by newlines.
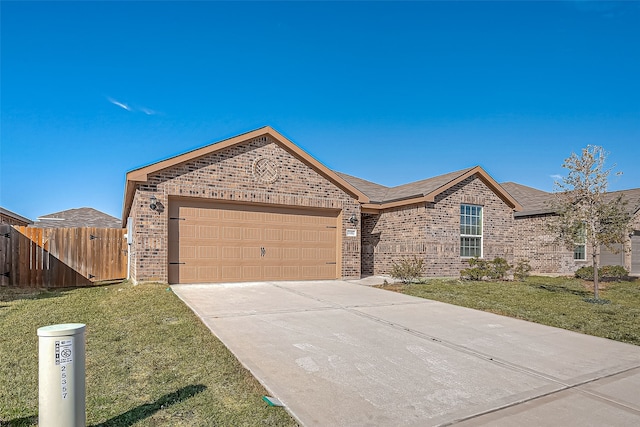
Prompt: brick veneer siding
<box><xmin>362</xmin><ymin>176</ymin><xmax>515</xmax><ymax>277</ymax></box>
<box><xmin>513</xmin><ymin>214</ymin><xmax>590</xmax><ymax>275</ymax></box>
<box><xmin>128</xmin><ymin>135</ymin><xmax>361</xmax><ymax>283</ymax></box>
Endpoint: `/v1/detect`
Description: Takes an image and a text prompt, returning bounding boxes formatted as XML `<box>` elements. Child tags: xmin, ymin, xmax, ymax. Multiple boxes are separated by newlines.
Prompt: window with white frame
<box><xmin>574</xmin><ymin>225</ymin><xmax>586</xmax><ymax>261</ymax></box>
<box><xmin>460</xmin><ymin>204</ymin><xmax>483</xmax><ymax>257</ymax></box>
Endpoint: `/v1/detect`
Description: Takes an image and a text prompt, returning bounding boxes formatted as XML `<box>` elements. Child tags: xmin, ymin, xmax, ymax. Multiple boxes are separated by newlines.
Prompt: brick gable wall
<box><xmin>128</xmin><ymin>135</ymin><xmax>361</xmax><ymax>283</ymax></box>
<box><xmin>362</xmin><ymin>176</ymin><xmax>515</xmax><ymax>277</ymax></box>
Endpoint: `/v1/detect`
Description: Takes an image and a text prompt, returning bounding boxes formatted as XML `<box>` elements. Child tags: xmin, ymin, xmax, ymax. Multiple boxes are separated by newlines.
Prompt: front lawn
<box><xmin>377</xmin><ymin>276</ymin><xmax>640</xmax><ymax>346</ymax></box>
<box><xmin>0</xmin><ymin>282</ymin><xmax>297</xmax><ymax>426</ymax></box>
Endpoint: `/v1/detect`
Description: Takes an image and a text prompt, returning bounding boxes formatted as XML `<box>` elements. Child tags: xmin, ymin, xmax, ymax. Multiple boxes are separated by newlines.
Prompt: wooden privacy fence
<box><xmin>0</xmin><ymin>225</ymin><xmax>127</xmax><ymax>288</ymax></box>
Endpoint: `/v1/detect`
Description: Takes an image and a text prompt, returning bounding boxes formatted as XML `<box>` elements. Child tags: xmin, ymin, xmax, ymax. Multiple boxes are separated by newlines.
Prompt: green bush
<box><xmin>390</xmin><ymin>256</ymin><xmax>424</xmax><ymax>284</ymax></box>
<box><xmin>575</xmin><ymin>266</ymin><xmax>596</xmax><ymax>280</ymax></box>
<box><xmin>574</xmin><ymin>265</ymin><xmax>629</xmax><ymax>280</ymax></box>
<box><xmin>488</xmin><ymin>257</ymin><xmax>511</xmax><ymax>280</ymax></box>
<box><xmin>513</xmin><ymin>259</ymin><xmax>532</xmax><ymax>281</ymax></box>
<box><xmin>599</xmin><ymin>265</ymin><xmax>629</xmax><ymax>279</ymax></box>
<box><xmin>460</xmin><ymin>257</ymin><xmax>512</xmax><ymax>281</ymax></box>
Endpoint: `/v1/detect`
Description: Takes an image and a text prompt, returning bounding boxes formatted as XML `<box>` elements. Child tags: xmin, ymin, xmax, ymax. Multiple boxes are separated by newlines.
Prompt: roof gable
<box><xmin>122</xmin><ymin>127</ymin><xmax>370</xmax><ymax>221</ymax></box>
<box><xmin>341</xmin><ymin>167</ymin><xmax>522</xmax><ymax>212</ymax></box>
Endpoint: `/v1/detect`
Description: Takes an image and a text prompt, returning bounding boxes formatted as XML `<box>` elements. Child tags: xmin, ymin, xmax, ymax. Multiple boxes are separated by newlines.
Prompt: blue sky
<box><xmin>2</xmin><ymin>1</ymin><xmax>639</xmax><ymax>221</ymax></box>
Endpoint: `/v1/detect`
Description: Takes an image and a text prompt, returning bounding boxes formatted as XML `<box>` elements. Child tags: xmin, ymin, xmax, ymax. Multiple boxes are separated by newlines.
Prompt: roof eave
<box><xmin>121</xmin><ymin>127</ymin><xmax>370</xmax><ymax>223</ymax></box>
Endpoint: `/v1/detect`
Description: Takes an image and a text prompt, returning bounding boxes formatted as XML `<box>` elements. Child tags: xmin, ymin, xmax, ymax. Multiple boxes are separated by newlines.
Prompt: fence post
<box><xmin>37</xmin><ymin>323</ymin><xmax>86</xmax><ymax>427</ymax></box>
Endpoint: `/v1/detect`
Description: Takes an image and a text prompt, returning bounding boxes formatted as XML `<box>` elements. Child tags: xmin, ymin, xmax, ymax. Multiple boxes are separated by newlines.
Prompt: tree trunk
<box><xmin>592</xmin><ymin>246</ymin><xmax>599</xmax><ymax>300</ymax></box>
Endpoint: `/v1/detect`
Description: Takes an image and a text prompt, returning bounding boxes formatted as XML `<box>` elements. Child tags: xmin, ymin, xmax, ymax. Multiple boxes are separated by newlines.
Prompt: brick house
<box><xmin>502</xmin><ymin>182</ymin><xmax>640</xmax><ymax>276</ymax></box>
<box><xmin>122</xmin><ymin>126</ymin><xmax>639</xmax><ymax>283</ymax></box>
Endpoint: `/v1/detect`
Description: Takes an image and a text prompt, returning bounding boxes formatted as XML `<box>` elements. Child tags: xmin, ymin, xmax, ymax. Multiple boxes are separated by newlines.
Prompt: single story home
<box><xmin>121</xmin><ymin>126</ymin><xmax>639</xmax><ymax>284</ymax></box>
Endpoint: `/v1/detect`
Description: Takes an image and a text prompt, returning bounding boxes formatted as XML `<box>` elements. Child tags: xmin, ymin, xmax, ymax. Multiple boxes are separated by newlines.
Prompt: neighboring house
<box><xmin>0</xmin><ymin>207</ymin><xmax>32</xmax><ymax>227</ymax></box>
<box><xmin>502</xmin><ymin>182</ymin><xmax>640</xmax><ymax>276</ymax></box>
<box><xmin>121</xmin><ymin>126</ymin><xmax>639</xmax><ymax>284</ymax></box>
<box><xmin>31</xmin><ymin>208</ymin><xmax>122</xmax><ymax>228</ymax></box>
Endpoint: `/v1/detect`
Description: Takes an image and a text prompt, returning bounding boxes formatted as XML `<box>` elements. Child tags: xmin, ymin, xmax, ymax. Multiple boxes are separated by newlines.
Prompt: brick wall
<box><xmin>513</xmin><ymin>214</ymin><xmax>589</xmax><ymax>275</ymax></box>
<box><xmin>129</xmin><ymin>135</ymin><xmax>361</xmax><ymax>283</ymax></box>
<box><xmin>362</xmin><ymin>176</ymin><xmax>515</xmax><ymax>277</ymax></box>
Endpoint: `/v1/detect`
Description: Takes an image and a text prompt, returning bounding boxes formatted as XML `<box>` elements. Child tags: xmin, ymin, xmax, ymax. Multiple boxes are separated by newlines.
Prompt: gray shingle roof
<box><xmin>32</xmin><ymin>208</ymin><xmax>121</xmax><ymax>228</ymax></box>
<box><xmin>336</xmin><ymin>167</ymin><xmax>476</xmax><ymax>204</ymax></box>
<box><xmin>500</xmin><ymin>182</ymin><xmax>640</xmax><ymax>218</ymax></box>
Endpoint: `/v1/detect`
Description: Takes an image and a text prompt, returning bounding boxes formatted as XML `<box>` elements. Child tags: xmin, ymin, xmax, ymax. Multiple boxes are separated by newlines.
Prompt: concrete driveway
<box><xmin>171</xmin><ymin>280</ymin><xmax>640</xmax><ymax>426</ymax></box>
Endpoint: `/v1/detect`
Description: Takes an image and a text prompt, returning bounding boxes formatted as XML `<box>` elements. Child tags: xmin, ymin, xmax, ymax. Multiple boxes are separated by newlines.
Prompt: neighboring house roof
<box><xmin>122</xmin><ymin>126</ymin><xmax>371</xmax><ymax>223</ymax></box>
<box><xmin>339</xmin><ymin>166</ymin><xmax>522</xmax><ymax>212</ymax></box>
<box><xmin>32</xmin><ymin>208</ymin><xmax>121</xmax><ymax>228</ymax></box>
<box><xmin>0</xmin><ymin>206</ymin><xmax>33</xmax><ymax>226</ymax></box>
<box><xmin>501</xmin><ymin>182</ymin><xmax>640</xmax><ymax>219</ymax></box>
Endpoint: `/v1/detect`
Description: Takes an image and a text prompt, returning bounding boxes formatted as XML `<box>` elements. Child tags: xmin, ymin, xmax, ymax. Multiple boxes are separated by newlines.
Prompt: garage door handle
<box><xmin>169</xmin><ymin>262</ymin><xmax>185</xmax><ymax>265</ymax></box>
<box><xmin>260</xmin><ymin>247</ymin><xmax>266</xmax><ymax>257</ymax></box>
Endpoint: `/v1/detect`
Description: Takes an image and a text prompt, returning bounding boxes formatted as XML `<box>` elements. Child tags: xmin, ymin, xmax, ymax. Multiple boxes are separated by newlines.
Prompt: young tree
<box><xmin>550</xmin><ymin>145</ymin><xmax>632</xmax><ymax>300</ymax></box>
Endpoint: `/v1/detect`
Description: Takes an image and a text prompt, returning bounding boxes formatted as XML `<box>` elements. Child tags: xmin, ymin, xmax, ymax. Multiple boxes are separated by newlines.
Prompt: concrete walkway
<box><xmin>171</xmin><ymin>280</ymin><xmax>640</xmax><ymax>426</ymax></box>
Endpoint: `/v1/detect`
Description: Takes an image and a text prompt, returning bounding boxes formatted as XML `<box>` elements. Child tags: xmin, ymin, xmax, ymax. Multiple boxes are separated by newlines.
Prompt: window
<box><xmin>460</xmin><ymin>204</ymin><xmax>482</xmax><ymax>257</ymax></box>
<box><xmin>574</xmin><ymin>225</ymin><xmax>586</xmax><ymax>261</ymax></box>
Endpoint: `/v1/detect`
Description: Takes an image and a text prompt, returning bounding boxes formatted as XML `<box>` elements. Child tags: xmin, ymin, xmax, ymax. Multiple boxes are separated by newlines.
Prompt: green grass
<box><xmin>0</xmin><ymin>282</ymin><xmax>298</xmax><ymax>427</ymax></box>
<box><xmin>377</xmin><ymin>276</ymin><xmax>640</xmax><ymax>346</ymax></box>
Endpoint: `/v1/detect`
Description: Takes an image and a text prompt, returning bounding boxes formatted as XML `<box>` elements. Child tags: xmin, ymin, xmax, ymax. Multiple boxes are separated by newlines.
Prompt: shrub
<box><xmin>488</xmin><ymin>257</ymin><xmax>511</xmax><ymax>280</ymax></box>
<box><xmin>513</xmin><ymin>259</ymin><xmax>532</xmax><ymax>281</ymax></box>
<box><xmin>460</xmin><ymin>257</ymin><xmax>490</xmax><ymax>281</ymax></box>
<box><xmin>575</xmin><ymin>265</ymin><xmax>629</xmax><ymax>281</ymax></box>
<box><xmin>599</xmin><ymin>265</ymin><xmax>629</xmax><ymax>280</ymax></box>
<box><xmin>575</xmin><ymin>266</ymin><xmax>596</xmax><ymax>280</ymax></box>
<box><xmin>390</xmin><ymin>256</ymin><xmax>424</xmax><ymax>284</ymax></box>
<box><xmin>460</xmin><ymin>257</ymin><xmax>512</xmax><ymax>281</ymax></box>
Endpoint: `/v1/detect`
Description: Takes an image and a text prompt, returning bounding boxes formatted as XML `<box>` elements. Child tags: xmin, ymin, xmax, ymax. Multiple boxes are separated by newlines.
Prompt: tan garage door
<box><xmin>168</xmin><ymin>199</ymin><xmax>339</xmax><ymax>283</ymax></box>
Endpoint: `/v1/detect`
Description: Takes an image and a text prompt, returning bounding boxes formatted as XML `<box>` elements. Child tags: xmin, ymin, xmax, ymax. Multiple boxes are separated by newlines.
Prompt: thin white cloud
<box><xmin>550</xmin><ymin>174</ymin><xmax>563</xmax><ymax>181</ymax></box>
<box><xmin>107</xmin><ymin>97</ymin><xmax>132</xmax><ymax>111</ymax></box>
<box><xmin>140</xmin><ymin>107</ymin><xmax>158</xmax><ymax>116</ymax></box>
<box><xmin>106</xmin><ymin>97</ymin><xmax>161</xmax><ymax>116</ymax></box>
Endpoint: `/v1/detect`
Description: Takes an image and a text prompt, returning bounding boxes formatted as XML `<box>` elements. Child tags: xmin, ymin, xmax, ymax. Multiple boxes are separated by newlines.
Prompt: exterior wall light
<box><xmin>349</xmin><ymin>213</ymin><xmax>358</xmax><ymax>225</ymax></box>
<box><xmin>150</xmin><ymin>195</ymin><xmax>158</xmax><ymax>211</ymax></box>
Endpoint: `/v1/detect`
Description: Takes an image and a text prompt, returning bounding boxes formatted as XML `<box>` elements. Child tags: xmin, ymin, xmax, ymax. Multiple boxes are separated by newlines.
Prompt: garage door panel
<box><xmin>181</xmin><ymin>224</ymin><xmax>196</xmax><ymax>238</ymax></box>
<box><xmin>180</xmin><ymin>266</ymin><xmax>198</xmax><ymax>282</ymax></box>
<box><xmin>223</xmin><ymin>210</ymin><xmax>244</xmax><ymax>221</ymax></box>
<box><xmin>169</xmin><ymin>199</ymin><xmax>338</xmax><ymax>283</ymax></box>
<box><xmin>223</xmin><ymin>247</ymin><xmax>242</xmax><ymax>259</ymax></box>
<box><xmin>198</xmin><ymin>266</ymin><xmax>218</xmax><ymax>281</ymax></box>
<box><xmin>223</xmin><ymin>227</ymin><xmax>242</xmax><ymax>240</ymax></box>
<box><xmin>198</xmin><ymin>225</ymin><xmax>219</xmax><ymax>239</ymax></box>
<box><xmin>319</xmin><ymin>231</ymin><xmax>332</xmax><ymax>242</ymax></box>
<box><xmin>302</xmin><ymin>230</ymin><xmax>318</xmax><ymax>243</ymax></box>
<box><xmin>198</xmin><ymin>246</ymin><xmax>218</xmax><ymax>259</ymax></box>
<box><xmin>243</xmin><ymin>227</ymin><xmax>262</xmax><ymax>240</ymax></box>
<box><xmin>181</xmin><ymin>246</ymin><xmax>197</xmax><ymax>259</ymax></box>
<box><xmin>265</xmin><ymin>247</ymin><xmax>282</xmax><ymax>260</ymax></box>
<box><xmin>283</xmin><ymin>266</ymin><xmax>300</xmax><ymax>278</ymax></box>
<box><xmin>242</xmin><ymin>265</ymin><xmax>262</xmax><ymax>279</ymax></box>
<box><xmin>282</xmin><ymin>248</ymin><xmax>298</xmax><ymax>260</ymax></box>
<box><xmin>302</xmin><ymin>248</ymin><xmax>318</xmax><ymax>260</ymax></box>
<box><xmin>283</xmin><ymin>230</ymin><xmax>300</xmax><ymax>241</ymax></box>
<box><xmin>264</xmin><ymin>266</ymin><xmax>282</xmax><ymax>280</ymax></box>
<box><xmin>221</xmin><ymin>266</ymin><xmax>242</xmax><ymax>280</ymax></box>
<box><xmin>243</xmin><ymin>247</ymin><xmax>261</xmax><ymax>260</ymax></box>
<box><xmin>264</xmin><ymin>228</ymin><xmax>282</xmax><ymax>241</ymax></box>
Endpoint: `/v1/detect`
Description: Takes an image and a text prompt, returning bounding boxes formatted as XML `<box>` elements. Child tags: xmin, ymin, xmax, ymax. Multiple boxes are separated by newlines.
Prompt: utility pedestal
<box><xmin>37</xmin><ymin>323</ymin><xmax>86</xmax><ymax>427</ymax></box>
